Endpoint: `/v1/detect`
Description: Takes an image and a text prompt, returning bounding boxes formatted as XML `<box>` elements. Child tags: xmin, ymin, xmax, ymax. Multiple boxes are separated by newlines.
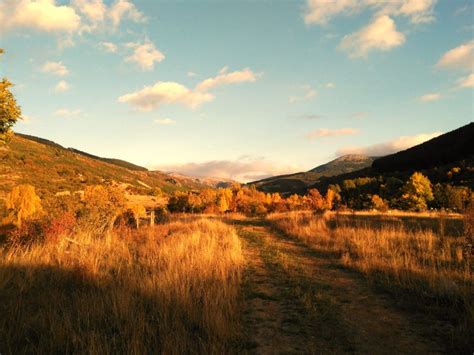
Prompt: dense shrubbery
<box><xmin>167</xmin><ymin>172</ymin><xmax>473</xmax><ymax>216</ymax></box>
<box><xmin>2</xmin><ymin>171</ymin><xmax>473</xmax><ymax>246</ymax></box>
<box><xmin>167</xmin><ymin>184</ymin><xmax>341</xmax><ymax>216</ymax></box>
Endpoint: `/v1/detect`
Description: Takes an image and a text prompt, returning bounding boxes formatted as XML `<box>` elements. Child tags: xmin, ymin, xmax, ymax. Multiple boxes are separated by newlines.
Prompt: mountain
<box><xmin>309</xmin><ymin>154</ymin><xmax>376</xmax><ymax>174</ymax></box>
<box><xmin>250</xmin><ymin>155</ymin><xmax>375</xmax><ymax>195</ymax></box>
<box><xmin>310</xmin><ymin>122</ymin><xmax>474</xmax><ymax>192</ymax></box>
<box><xmin>251</xmin><ymin>122</ymin><xmax>474</xmax><ymax>195</ymax></box>
<box><xmin>168</xmin><ymin>172</ymin><xmax>236</xmax><ymax>188</ymax></box>
<box><xmin>372</xmin><ymin>123</ymin><xmax>474</xmax><ymax>173</ymax></box>
<box><xmin>0</xmin><ymin>133</ymin><xmax>209</xmax><ymax>209</ymax></box>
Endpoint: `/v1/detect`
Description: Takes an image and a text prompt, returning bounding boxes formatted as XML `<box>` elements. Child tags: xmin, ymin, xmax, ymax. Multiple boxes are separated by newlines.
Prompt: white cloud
<box><xmin>156</xmin><ymin>157</ymin><xmax>300</xmax><ymax>183</ymax></box>
<box><xmin>54</xmin><ymin>80</ymin><xmax>70</xmax><ymax>93</ymax></box>
<box><xmin>109</xmin><ymin>0</ymin><xmax>145</xmax><ymax>27</ymax></box>
<box><xmin>118</xmin><ymin>82</ymin><xmax>214</xmax><ymax>111</ymax></box>
<box><xmin>72</xmin><ymin>0</ymin><xmax>105</xmax><ymax>23</ymax></box>
<box><xmin>41</xmin><ymin>61</ymin><xmax>69</xmax><ymax>76</ymax></box>
<box><xmin>339</xmin><ymin>15</ymin><xmax>405</xmax><ymax>58</ymax></box>
<box><xmin>154</xmin><ymin>118</ymin><xmax>175</xmax><ymax>125</ymax></box>
<box><xmin>418</xmin><ymin>92</ymin><xmax>441</xmax><ymax>102</ymax></box>
<box><xmin>125</xmin><ymin>41</ymin><xmax>165</xmax><ymax>70</ymax></box>
<box><xmin>0</xmin><ymin>0</ymin><xmax>81</xmax><ymax>33</ymax></box>
<box><xmin>306</xmin><ymin>128</ymin><xmax>359</xmax><ymax>139</ymax></box>
<box><xmin>457</xmin><ymin>73</ymin><xmax>474</xmax><ymax>88</ymax></box>
<box><xmin>436</xmin><ymin>40</ymin><xmax>474</xmax><ymax>71</ymax></box>
<box><xmin>289</xmin><ymin>85</ymin><xmax>317</xmax><ymax>103</ymax></box>
<box><xmin>195</xmin><ymin>67</ymin><xmax>258</xmax><ymax>92</ymax></box>
<box><xmin>394</xmin><ymin>0</ymin><xmax>436</xmax><ymax>24</ymax></box>
<box><xmin>99</xmin><ymin>41</ymin><xmax>118</xmax><ymax>53</ymax></box>
<box><xmin>187</xmin><ymin>71</ymin><xmax>198</xmax><ymax>77</ymax></box>
<box><xmin>304</xmin><ymin>0</ymin><xmax>359</xmax><ymax>25</ymax></box>
<box><xmin>0</xmin><ymin>0</ymin><xmax>145</xmax><ymax>37</ymax></box>
<box><xmin>119</xmin><ymin>67</ymin><xmax>259</xmax><ymax>111</ymax></box>
<box><xmin>337</xmin><ymin>131</ymin><xmax>443</xmax><ymax>156</ymax></box>
<box><xmin>54</xmin><ymin>108</ymin><xmax>82</xmax><ymax>117</ymax></box>
<box><xmin>304</xmin><ymin>0</ymin><xmax>437</xmax><ymax>25</ymax></box>
<box><xmin>324</xmin><ymin>82</ymin><xmax>336</xmax><ymax>89</ymax></box>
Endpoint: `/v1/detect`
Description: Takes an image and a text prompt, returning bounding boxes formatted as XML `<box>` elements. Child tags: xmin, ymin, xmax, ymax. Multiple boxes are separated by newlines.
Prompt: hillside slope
<box><xmin>0</xmin><ymin>133</ymin><xmax>208</xmax><ymax>207</ymax></box>
<box><xmin>310</xmin><ymin>122</ymin><xmax>474</xmax><ymax>192</ymax></box>
<box><xmin>250</xmin><ymin>155</ymin><xmax>375</xmax><ymax>195</ymax></box>
<box><xmin>372</xmin><ymin>122</ymin><xmax>474</xmax><ymax>172</ymax></box>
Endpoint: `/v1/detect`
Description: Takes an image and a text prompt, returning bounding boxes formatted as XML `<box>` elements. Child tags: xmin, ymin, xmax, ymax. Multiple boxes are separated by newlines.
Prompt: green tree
<box><xmin>6</xmin><ymin>184</ymin><xmax>42</xmax><ymax>227</ymax></box>
<box><xmin>400</xmin><ymin>172</ymin><xmax>434</xmax><ymax>211</ymax></box>
<box><xmin>0</xmin><ymin>49</ymin><xmax>22</xmax><ymax>143</ymax></box>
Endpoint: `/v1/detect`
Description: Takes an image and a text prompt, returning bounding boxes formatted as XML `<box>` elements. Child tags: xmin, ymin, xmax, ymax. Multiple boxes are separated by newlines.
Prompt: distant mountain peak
<box><xmin>334</xmin><ymin>154</ymin><xmax>372</xmax><ymax>162</ymax></box>
<box><xmin>308</xmin><ymin>155</ymin><xmax>375</xmax><ymax>174</ymax></box>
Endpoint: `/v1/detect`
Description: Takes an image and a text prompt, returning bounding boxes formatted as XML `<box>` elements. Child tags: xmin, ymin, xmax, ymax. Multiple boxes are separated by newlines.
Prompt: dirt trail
<box><xmin>232</xmin><ymin>218</ymin><xmax>444</xmax><ymax>355</ymax></box>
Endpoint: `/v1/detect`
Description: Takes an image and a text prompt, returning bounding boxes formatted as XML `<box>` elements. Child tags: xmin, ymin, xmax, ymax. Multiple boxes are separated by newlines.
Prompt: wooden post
<box><xmin>150</xmin><ymin>210</ymin><xmax>155</xmax><ymax>227</ymax></box>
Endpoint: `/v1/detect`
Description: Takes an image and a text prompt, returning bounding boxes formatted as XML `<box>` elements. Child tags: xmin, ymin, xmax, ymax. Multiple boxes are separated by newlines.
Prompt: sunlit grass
<box><xmin>267</xmin><ymin>211</ymin><xmax>473</xmax><ymax>351</ymax></box>
<box><xmin>0</xmin><ymin>218</ymin><xmax>243</xmax><ymax>354</ymax></box>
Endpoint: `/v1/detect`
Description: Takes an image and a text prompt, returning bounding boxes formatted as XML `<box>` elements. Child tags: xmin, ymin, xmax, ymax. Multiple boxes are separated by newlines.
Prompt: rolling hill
<box><xmin>250</xmin><ymin>155</ymin><xmax>375</xmax><ymax>195</ymax></box>
<box><xmin>0</xmin><ymin>133</ymin><xmax>210</xmax><ymax>209</ymax></box>
<box><xmin>372</xmin><ymin>122</ymin><xmax>474</xmax><ymax>172</ymax></box>
<box><xmin>251</xmin><ymin>122</ymin><xmax>474</xmax><ymax>195</ymax></box>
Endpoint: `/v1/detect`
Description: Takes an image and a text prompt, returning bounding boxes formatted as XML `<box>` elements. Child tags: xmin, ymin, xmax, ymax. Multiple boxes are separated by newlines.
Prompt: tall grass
<box><xmin>268</xmin><ymin>211</ymin><xmax>473</xmax><ymax>351</ymax></box>
<box><xmin>0</xmin><ymin>218</ymin><xmax>243</xmax><ymax>354</ymax></box>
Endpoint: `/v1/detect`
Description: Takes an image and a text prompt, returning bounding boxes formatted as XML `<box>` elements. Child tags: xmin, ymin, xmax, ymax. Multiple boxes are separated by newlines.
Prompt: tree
<box><xmin>307</xmin><ymin>188</ymin><xmax>325</xmax><ymax>211</ymax></box>
<box><xmin>6</xmin><ymin>184</ymin><xmax>42</xmax><ymax>227</ymax></box>
<box><xmin>129</xmin><ymin>204</ymin><xmax>147</xmax><ymax>228</ymax></box>
<box><xmin>81</xmin><ymin>185</ymin><xmax>126</xmax><ymax>233</ymax></box>
<box><xmin>325</xmin><ymin>187</ymin><xmax>341</xmax><ymax>210</ymax></box>
<box><xmin>400</xmin><ymin>172</ymin><xmax>434</xmax><ymax>211</ymax></box>
<box><xmin>0</xmin><ymin>49</ymin><xmax>22</xmax><ymax>143</ymax></box>
<box><xmin>370</xmin><ymin>194</ymin><xmax>388</xmax><ymax>212</ymax></box>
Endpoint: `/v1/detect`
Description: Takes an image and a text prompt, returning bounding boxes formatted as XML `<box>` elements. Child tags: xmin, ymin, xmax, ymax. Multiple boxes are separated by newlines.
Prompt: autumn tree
<box><xmin>129</xmin><ymin>204</ymin><xmax>147</xmax><ymax>228</ymax></box>
<box><xmin>81</xmin><ymin>185</ymin><xmax>126</xmax><ymax>233</ymax></box>
<box><xmin>307</xmin><ymin>188</ymin><xmax>325</xmax><ymax>211</ymax></box>
<box><xmin>370</xmin><ymin>194</ymin><xmax>388</xmax><ymax>212</ymax></box>
<box><xmin>216</xmin><ymin>188</ymin><xmax>233</xmax><ymax>213</ymax></box>
<box><xmin>325</xmin><ymin>186</ymin><xmax>341</xmax><ymax>210</ymax></box>
<box><xmin>400</xmin><ymin>172</ymin><xmax>434</xmax><ymax>211</ymax></box>
<box><xmin>0</xmin><ymin>49</ymin><xmax>22</xmax><ymax>143</ymax></box>
<box><xmin>6</xmin><ymin>184</ymin><xmax>42</xmax><ymax>227</ymax></box>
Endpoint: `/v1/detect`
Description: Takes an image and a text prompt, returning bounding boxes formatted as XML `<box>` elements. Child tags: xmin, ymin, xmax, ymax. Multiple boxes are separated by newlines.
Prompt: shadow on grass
<box><xmin>0</xmin><ymin>262</ymin><xmax>237</xmax><ymax>354</ymax></box>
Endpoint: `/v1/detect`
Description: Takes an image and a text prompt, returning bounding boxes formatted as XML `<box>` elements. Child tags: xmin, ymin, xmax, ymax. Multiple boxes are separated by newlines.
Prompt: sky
<box><xmin>0</xmin><ymin>0</ymin><xmax>473</xmax><ymax>182</ymax></box>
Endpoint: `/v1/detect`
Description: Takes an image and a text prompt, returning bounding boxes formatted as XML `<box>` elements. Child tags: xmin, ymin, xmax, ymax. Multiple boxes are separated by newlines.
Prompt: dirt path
<box><xmin>232</xmin><ymin>218</ymin><xmax>444</xmax><ymax>354</ymax></box>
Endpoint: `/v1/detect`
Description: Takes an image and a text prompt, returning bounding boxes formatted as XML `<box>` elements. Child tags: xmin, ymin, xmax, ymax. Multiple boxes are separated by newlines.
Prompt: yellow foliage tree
<box><xmin>307</xmin><ymin>188</ymin><xmax>325</xmax><ymax>211</ymax></box>
<box><xmin>129</xmin><ymin>204</ymin><xmax>147</xmax><ymax>228</ymax></box>
<box><xmin>401</xmin><ymin>172</ymin><xmax>434</xmax><ymax>211</ymax></box>
<box><xmin>0</xmin><ymin>49</ymin><xmax>22</xmax><ymax>143</ymax></box>
<box><xmin>6</xmin><ymin>184</ymin><xmax>42</xmax><ymax>227</ymax></box>
<box><xmin>82</xmin><ymin>185</ymin><xmax>126</xmax><ymax>233</ymax></box>
<box><xmin>325</xmin><ymin>188</ymin><xmax>341</xmax><ymax>211</ymax></box>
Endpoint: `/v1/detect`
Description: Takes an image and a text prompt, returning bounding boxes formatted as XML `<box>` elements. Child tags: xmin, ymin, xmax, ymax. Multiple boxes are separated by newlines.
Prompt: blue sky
<box><xmin>1</xmin><ymin>0</ymin><xmax>473</xmax><ymax>181</ymax></box>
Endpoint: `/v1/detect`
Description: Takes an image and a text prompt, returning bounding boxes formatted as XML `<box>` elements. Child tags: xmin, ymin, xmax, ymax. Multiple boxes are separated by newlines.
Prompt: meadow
<box><xmin>0</xmin><ymin>200</ymin><xmax>473</xmax><ymax>353</ymax></box>
<box><xmin>0</xmin><ymin>218</ymin><xmax>243</xmax><ymax>354</ymax></box>
<box><xmin>267</xmin><ymin>210</ymin><xmax>473</xmax><ymax>352</ymax></box>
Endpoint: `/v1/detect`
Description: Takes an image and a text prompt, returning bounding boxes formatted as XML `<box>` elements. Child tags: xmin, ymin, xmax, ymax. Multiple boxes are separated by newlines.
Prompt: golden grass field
<box><xmin>267</xmin><ymin>211</ymin><xmax>473</xmax><ymax>352</ymax></box>
<box><xmin>0</xmin><ymin>211</ymin><xmax>473</xmax><ymax>354</ymax></box>
<box><xmin>0</xmin><ymin>218</ymin><xmax>243</xmax><ymax>354</ymax></box>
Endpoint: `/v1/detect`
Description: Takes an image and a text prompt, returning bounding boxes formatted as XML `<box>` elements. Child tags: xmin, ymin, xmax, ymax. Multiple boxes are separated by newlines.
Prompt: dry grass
<box><xmin>267</xmin><ymin>211</ymin><xmax>473</xmax><ymax>351</ymax></box>
<box><xmin>0</xmin><ymin>218</ymin><xmax>243</xmax><ymax>354</ymax></box>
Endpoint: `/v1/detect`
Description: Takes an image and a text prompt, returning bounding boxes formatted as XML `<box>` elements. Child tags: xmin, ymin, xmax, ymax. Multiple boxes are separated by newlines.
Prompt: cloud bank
<box><xmin>155</xmin><ymin>157</ymin><xmax>300</xmax><ymax>183</ymax></box>
<box><xmin>336</xmin><ymin>131</ymin><xmax>442</xmax><ymax>156</ymax></box>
